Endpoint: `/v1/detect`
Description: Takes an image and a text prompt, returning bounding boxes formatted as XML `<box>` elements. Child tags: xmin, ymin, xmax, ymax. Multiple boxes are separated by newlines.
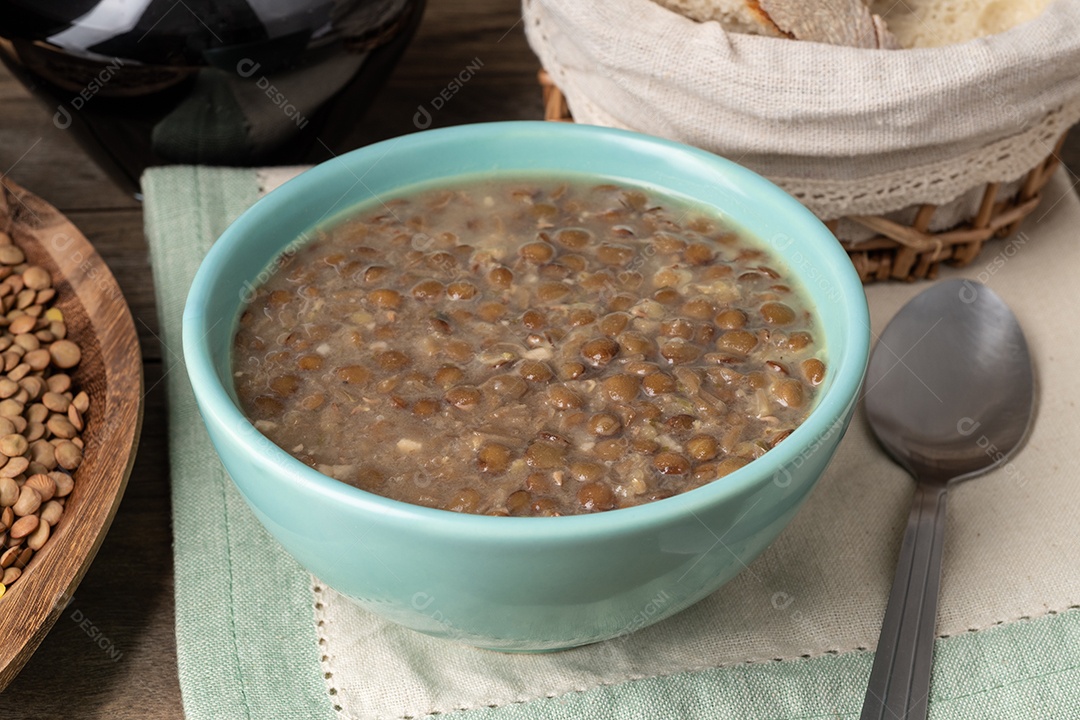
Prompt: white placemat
<box><xmin>256</xmin><ymin>165</ymin><xmax>1080</xmax><ymax>719</ymax></box>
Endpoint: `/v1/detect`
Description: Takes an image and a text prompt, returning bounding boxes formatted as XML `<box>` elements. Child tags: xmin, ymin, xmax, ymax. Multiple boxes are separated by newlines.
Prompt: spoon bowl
<box><xmin>865</xmin><ymin>279</ymin><xmax>1035</xmax><ymax>484</ymax></box>
<box><xmin>860</xmin><ymin>278</ymin><xmax>1035</xmax><ymax>720</ymax></box>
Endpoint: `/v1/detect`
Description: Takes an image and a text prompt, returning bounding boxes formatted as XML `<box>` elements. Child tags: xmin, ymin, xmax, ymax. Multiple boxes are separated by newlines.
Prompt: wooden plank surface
<box><xmin>0</xmin><ymin>0</ymin><xmax>1075</xmax><ymax>716</ymax></box>
<box><xmin>0</xmin><ymin>1</ymin><xmax>538</xmax><ymax>717</ymax></box>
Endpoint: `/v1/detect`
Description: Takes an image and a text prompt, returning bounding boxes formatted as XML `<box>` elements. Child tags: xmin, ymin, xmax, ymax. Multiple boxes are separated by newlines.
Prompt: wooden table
<box><xmin>0</xmin><ymin>2</ymin><xmax>1076</xmax><ymax>716</ymax></box>
<box><xmin>0</xmin><ymin>1</ymin><xmax>538</xmax><ymax>716</ymax></box>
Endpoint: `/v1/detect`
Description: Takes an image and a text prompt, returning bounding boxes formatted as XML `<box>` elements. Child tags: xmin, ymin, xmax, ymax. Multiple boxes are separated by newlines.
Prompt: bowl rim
<box><xmin>183</xmin><ymin>120</ymin><xmax>870</xmax><ymax>541</ymax></box>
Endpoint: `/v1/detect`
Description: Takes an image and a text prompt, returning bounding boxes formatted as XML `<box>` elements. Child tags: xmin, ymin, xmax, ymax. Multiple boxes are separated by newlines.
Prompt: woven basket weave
<box><xmin>540</xmin><ymin>70</ymin><xmax>1068</xmax><ymax>283</ymax></box>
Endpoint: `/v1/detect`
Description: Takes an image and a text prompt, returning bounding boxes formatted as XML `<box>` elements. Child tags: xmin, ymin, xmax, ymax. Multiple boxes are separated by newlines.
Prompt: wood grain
<box><xmin>0</xmin><ymin>100</ymin><xmax>139</xmax><ymax>212</ymax></box>
<box><xmin>0</xmin><ymin>0</ymin><xmax>1076</xmax><ymax>715</ymax></box>
<box><xmin>0</xmin><ymin>180</ymin><xmax>143</xmax><ymax>690</ymax></box>
<box><xmin>64</xmin><ymin>210</ymin><xmax>161</xmax><ymax>359</ymax></box>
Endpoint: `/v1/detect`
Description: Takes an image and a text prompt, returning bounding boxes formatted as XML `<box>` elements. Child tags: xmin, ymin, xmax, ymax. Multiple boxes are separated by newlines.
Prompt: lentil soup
<box><xmin>231</xmin><ymin>178</ymin><xmax>826</xmax><ymax>516</ymax></box>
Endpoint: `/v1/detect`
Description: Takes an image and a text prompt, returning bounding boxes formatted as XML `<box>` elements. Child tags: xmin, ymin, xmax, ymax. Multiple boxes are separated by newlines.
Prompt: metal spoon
<box><xmin>859</xmin><ymin>279</ymin><xmax>1035</xmax><ymax>720</ymax></box>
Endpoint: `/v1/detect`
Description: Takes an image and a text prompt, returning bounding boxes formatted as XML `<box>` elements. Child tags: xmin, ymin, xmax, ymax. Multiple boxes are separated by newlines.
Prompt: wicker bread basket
<box><xmin>540</xmin><ymin>71</ymin><xmax>1067</xmax><ymax>283</ymax></box>
<box><xmin>527</xmin><ymin>0</ymin><xmax>1080</xmax><ymax>283</ymax></box>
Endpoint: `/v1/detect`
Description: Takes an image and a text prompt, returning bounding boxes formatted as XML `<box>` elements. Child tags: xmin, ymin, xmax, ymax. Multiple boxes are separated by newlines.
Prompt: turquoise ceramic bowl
<box><xmin>183</xmin><ymin>121</ymin><xmax>870</xmax><ymax>652</ymax></box>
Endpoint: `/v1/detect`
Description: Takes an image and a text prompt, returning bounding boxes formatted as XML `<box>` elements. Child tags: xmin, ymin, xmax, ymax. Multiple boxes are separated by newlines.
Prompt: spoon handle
<box><xmin>860</xmin><ymin>482</ymin><xmax>948</xmax><ymax>720</ymax></box>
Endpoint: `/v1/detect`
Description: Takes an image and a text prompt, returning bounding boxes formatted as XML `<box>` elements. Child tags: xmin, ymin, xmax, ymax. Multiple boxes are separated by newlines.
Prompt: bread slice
<box><xmin>760</xmin><ymin>0</ymin><xmax>894</xmax><ymax>47</ymax></box>
<box><xmin>868</xmin><ymin>0</ymin><xmax>1055</xmax><ymax>48</ymax></box>
<box><xmin>654</xmin><ymin>0</ymin><xmax>898</xmax><ymax>47</ymax></box>
<box><xmin>651</xmin><ymin>0</ymin><xmax>786</xmax><ymax>37</ymax></box>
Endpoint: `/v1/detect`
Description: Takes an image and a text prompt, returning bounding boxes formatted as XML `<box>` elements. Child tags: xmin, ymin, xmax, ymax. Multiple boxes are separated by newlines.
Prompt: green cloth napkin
<box><xmin>143</xmin><ymin>167</ymin><xmax>335</xmax><ymax>720</ymax></box>
<box><xmin>143</xmin><ymin>165</ymin><xmax>1080</xmax><ymax>720</ymax></box>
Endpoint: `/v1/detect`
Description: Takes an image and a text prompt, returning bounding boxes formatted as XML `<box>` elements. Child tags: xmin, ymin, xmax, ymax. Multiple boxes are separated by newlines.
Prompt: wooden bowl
<box><xmin>0</xmin><ymin>179</ymin><xmax>142</xmax><ymax>690</ymax></box>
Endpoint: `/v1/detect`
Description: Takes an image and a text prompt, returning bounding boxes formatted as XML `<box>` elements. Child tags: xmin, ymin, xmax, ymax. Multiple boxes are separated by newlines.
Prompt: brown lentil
<box><xmin>681</xmin><ymin>298</ymin><xmax>715</xmax><ymax>320</ymax></box>
<box><xmin>447</xmin><ymin>488</ymin><xmax>481</xmax><ymax>514</ymax></box>
<box><xmin>654</xmin><ymin>452</ymin><xmax>691</xmax><ymax>476</ymax></box>
<box><xmin>520</xmin><ymin>241</ymin><xmax>555</xmax><ymax>263</ymax></box>
<box><xmin>0</xmin><ymin>434</ymin><xmax>26</xmax><ymax>457</ymax></box>
<box><xmin>802</xmin><ymin>358</ymin><xmax>827</xmax><ymax>386</ymax></box>
<box><xmin>525</xmin><ymin>440</ymin><xmax>565</xmax><ymax>469</ymax></box>
<box><xmin>337</xmin><ymin>365</ymin><xmax>371</xmax><ymax>384</ymax></box>
<box><xmin>587</xmin><ymin>413</ymin><xmax>621</xmax><ymax>436</ymax></box>
<box><xmin>761</xmin><ymin>302</ymin><xmax>797</xmax><ymax>325</ymax></box>
<box><xmin>22</xmin><ymin>267</ymin><xmax>50</xmax><ymax>291</ymax></box>
<box><xmin>478</xmin><ymin>443</ymin><xmax>513</xmax><ymax>473</ymax></box>
<box><xmin>54</xmin><ymin>441</ymin><xmax>82</xmax><ymax>470</ymax></box>
<box><xmin>9</xmin><ymin>514</ymin><xmax>37</xmax><ymax>539</ymax></box>
<box><xmin>48</xmin><ymin>340</ymin><xmax>82</xmax><ymax>369</ymax></box>
<box><xmin>505</xmin><ymin>490</ymin><xmax>531</xmax><ymax>516</ymax></box>
<box><xmin>641</xmin><ymin>372</ymin><xmax>677</xmax><ymax>396</ymax></box>
<box><xmin>23</xmin><ymin>348</ymin><xmax>51</xmax><ymax>371</ymax></box>
<box><xmin>487</xmin><ymin>266</ymin><xmax>513</xmax><ymax>287</ymax></box>
<box><xmin>446</xmin><ymin>386</ymin><xmax>482</xmax><ymax>409</ymax></box>
<box><xmin>1</xmin><ymin>457</ymin><xmax>28</xmax><ymax>478</ymax></box>
<box><xmin>519</xmin><ymin>360</ymin><xmax>554</xmax><ymax>382</ymax></box>
<box><xmin>577</xmin><ymin>482</ymin><xmax>617</xmax><ymax>511</ymax></box>
<box><xmin>686</xmin><ymin>435</ymin><xmax>720</xmax><ymax>461</ymax></box>
<box><xmin>599</xmin><ymin>312</ymin><xmax>629</xmax><ymax>336</ymax></box>
<box><xmin>433</xmin><ymin>365</ymin><xmax>465</xmax><ymax>388</ymax></box>
<box><xmin>602</xmin><ymin>374</ymin><xmax>640</xmax><ymax>402</ymax></box>
<box><xmin>446</xmin><ymin>281</ymin><xmax>478</xmax><ymax>300</ymax></box>
<box><xmin>660</xmin><ymin>339</ymin><xmax>701</xmax><ymax>365</ymax></box>
<box><xmin>717</xmin><ymin>330</ymin><xmax>758</xmax><ymax>355</ymax></box>
<box><xmin>368</xmin><ymin>288</ymin><xmax>402</xmax><ymax>309</ymax></box>
<box><xmin>26</xmin><ymin>474</ymin><xmax>55</xmax><ymax>502</ymax></box>
<box><xmin>715</xmin><ymin>309</ymin><xmax>748</xmax><ymax>329</ymax></box>
<box><xmin>16</xmin><ymin>334</ymin><xmax>41</xmax><ymax>351</ymax></box>
<box><xmin>26</xmin><ymin>519</ymin><xmax>49</xmax><ymax>551</ymax></box>
<box><xmin>0</xmin><ymin>477</ymin><xmax>16</xmax><ymax>507</ymax></box>
<box><xmin>72</xmin><ymin>390</ymin><xmax>89</xmax><ymax>414</ymax></box>
<box><xmin>40</xmin><ymin>499</ymin><xmax>63</xmax><ymax>526</ymax></box>
<box><xmin>581</xmin><ymin>337</ymin><xmax>620</xmax><ymax>367</ymax></box>
<box><xmin>411</xmin><ymin>279</ymin><xmax>444</xmax><ymax>300</ymax></box>
<box><xmin>547</xmin><ymin>385</ymin><xmax>584</xmax><ymax>410</ymax></box>
<box><xmin>51</xmin><ymin>471</ymin><xmax>73</xmax><ymax>498</ymax></box>
<box><xmin>773</xmin><ymin>378</ymin><xmax>805</xmax><ymax>408</ymax></box>
<box><xmin>13</xmin><ymin>485</ymin><xmax>40</xmax><ymax>516</ymax></box>
<box><xmin>47</xmin><ymin>416</ymin><xmax>77</xmax><ymax>439</ymax></box>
